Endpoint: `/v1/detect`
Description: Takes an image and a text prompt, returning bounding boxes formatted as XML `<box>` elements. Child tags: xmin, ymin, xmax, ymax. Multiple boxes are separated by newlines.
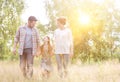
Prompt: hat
<box><xmin>28</xmin><ymin>16</ymin><xmax>37</xmax><ymax>21</ymax></box>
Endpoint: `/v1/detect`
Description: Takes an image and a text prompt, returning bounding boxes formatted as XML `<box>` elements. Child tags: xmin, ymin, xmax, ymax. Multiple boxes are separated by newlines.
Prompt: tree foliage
<box><xmin>0</xmin><ymin>0</ymin><xmax>24</xmax><ymax>59</ymax></box>
<box><xmin>44</xmin><ymin>0</ymin><xmax>120</xmax><ymax>62</ymax></box>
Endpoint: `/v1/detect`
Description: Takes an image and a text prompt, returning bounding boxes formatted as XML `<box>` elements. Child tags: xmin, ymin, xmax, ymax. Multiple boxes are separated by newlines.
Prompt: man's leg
<box><xmin>20</xmin><ymin>51</ymin><xmax>27</xmax><ymax>77</ymax></box>
<box><xmin>26</xmin><ymin>48</ymin><xmax>34</xmax><ymax>78</ymax></box>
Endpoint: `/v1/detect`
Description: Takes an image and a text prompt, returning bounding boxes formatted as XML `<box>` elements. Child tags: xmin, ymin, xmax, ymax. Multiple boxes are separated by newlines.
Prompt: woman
<box><xmin>54</xmin><ymin>17</ymin><xmax>73</xmax><ymax>78</ymax></box>
<box><xmin>40</xmin><ymin>36</ymin><xmax>53</xmax><ymax>78</ymax></box>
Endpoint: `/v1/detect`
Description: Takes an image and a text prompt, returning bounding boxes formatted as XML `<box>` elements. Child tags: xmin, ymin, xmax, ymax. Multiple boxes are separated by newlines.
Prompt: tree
<box><xmin>0</xmin><ymin>0</ymin><xmax>24</xmax><ymax>59</ymax></box>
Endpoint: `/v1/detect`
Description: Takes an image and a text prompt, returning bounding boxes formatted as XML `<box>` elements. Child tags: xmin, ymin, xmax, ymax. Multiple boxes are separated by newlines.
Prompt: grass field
<box><xmin>0</xmin><ymin>60</ymin><xmax>120</xmax><ymax>82</ymax></box>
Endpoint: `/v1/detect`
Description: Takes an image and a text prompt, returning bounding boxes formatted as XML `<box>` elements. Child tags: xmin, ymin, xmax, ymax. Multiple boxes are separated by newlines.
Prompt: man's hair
<box><xmin>57</xmin><ymin>16</ymin><xmax>67</xmax><ymax>25</ymax></box>
<box><xmin>28</xmin><ymin>16</ymin><xmax>37</xmax><ymax>22</ymax></box>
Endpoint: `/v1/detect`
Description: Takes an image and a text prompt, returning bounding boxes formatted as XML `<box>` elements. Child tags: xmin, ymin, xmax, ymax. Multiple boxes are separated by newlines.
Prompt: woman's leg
<box><xmin>56</xmin><ymin>54</ymin><xmax>62</xmax><ymax>77</ymax></box>
<box><xmin>63</xmin><ymin>54</ymin><xmax>69</xmax><ymax>76</ymax></box>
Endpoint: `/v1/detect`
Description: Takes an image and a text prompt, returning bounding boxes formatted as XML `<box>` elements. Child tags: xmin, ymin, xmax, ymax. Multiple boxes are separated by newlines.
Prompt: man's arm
<box><xmin>36</xmin><ymin>28</ymin><xmax>41</xmax><ymax>56</ymax></box>
<box><xmin>13</xmin><ymin>27</ymin><xmax>20</xmax><ymax>54</ymax></box>
<box><xmin>36</xmin><ymin>28</ymin><xmax>41</xmax><ymax>46</ymax></box>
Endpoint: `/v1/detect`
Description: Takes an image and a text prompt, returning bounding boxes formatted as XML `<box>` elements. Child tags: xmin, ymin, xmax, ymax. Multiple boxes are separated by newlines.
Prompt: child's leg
<box><xmin>47</xmin><ymin>71</ymin><xmax>50</xmax><ymax>78</ymax></box>
<box><xmin>42</xmin><ymin>70</ymin><xmax>49</xmax><ymax>79</ymax></box>
<box><xmin>42</xmin><ymin>70</ymin><xmax>46</xmax><ymax>77</ymax></box>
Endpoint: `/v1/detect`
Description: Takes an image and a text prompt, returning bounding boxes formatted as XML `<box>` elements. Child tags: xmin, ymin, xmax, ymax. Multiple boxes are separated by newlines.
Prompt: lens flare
<box><xmin>79</xmin><ymin>14</ymin><xmax>90</xmax><ymax>25</ymax></box>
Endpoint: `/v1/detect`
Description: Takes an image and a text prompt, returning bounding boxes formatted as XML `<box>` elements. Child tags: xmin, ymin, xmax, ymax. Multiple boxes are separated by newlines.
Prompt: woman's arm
<box><xmin>69</xmin><ymin>29</ymin><xmax>74</xmax><ymax>57</ymax></box>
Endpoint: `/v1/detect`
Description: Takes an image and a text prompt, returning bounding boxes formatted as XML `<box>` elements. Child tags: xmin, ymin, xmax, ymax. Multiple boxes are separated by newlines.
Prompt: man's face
<box><xmin>28</xmin><ymin>21</ymin><xmax>36</xmax><ymax>28</ymax></box>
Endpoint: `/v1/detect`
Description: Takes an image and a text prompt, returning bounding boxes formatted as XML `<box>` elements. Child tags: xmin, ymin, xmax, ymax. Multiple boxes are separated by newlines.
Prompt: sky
<box><xmin>21</xmin><ymin>0</ymin><xmax>120</xmax><ymax>25</ymax></box>
<box><xmin>21</xmin><ymin>0</ymin><xmax>49</xmax><ymax>25</ymax></box>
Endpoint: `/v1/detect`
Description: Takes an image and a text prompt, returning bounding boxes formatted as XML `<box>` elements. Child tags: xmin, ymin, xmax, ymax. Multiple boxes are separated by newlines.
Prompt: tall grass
<box><xmin>0</xmin><ymin>60</ymin><xmax>120</xmax><ymax>82</ymax></box>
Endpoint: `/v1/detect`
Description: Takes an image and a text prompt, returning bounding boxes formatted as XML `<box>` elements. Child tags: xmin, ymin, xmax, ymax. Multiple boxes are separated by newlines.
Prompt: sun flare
<box><xmin>79</xmin><ymin>13</ymin><xmax>90</xmax><ymax>25</ymax></box>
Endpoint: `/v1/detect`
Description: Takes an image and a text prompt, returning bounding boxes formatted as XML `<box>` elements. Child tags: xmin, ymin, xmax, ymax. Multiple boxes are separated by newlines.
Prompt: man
<box><xmin>13</xmin><ymin>16</ymin><xmax>40</xmax><ymax>78</ymax></box>
<box><xmin>54</xmin><ymin>17</ymin><xmax>73</xmax><ymax>78</ymax></box>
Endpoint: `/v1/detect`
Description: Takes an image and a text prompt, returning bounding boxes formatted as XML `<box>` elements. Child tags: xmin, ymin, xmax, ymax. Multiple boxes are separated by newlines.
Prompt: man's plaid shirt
<box><xmin>14</xmin><ymin>26</ymin><xmax>40</xmax><ymax>55</ymax></box>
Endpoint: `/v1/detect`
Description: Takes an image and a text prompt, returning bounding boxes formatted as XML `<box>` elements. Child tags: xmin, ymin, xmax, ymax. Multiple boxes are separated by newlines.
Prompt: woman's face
<box><xmin>57</xmin><ymin>21</ymin><xmax>62</xmax><ymax>28</ymax></box>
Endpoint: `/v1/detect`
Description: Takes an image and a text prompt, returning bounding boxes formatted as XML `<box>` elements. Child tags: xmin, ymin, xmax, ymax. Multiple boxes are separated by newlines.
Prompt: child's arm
<box><xmin>49</xmin><ymin>45</ymin><xmax>54</xmax><ymax>56</ymax></box>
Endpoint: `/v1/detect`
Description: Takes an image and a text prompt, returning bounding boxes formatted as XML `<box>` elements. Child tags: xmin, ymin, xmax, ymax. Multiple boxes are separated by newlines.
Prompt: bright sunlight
<box><xmin>79</xmin><ymin>13</ymin><xmax>91</xmax><ymax>25</ymax></box>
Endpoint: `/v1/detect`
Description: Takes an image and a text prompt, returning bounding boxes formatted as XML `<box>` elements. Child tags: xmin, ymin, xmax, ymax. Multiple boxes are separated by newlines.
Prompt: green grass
<box><xmin>0</xmin><ymin>60</ymin><xmax>120</xmax><ymax>82</ymax></box>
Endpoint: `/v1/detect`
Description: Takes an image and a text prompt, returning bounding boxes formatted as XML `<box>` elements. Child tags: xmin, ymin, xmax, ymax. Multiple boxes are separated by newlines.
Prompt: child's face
<box><xmin>44</xmin><ymin>37</ymin><xmax>49</xmax><ymax>42</ymax></box>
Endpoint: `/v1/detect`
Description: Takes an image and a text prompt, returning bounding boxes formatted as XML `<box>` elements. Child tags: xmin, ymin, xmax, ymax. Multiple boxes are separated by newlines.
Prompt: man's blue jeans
<box><xmin>20</xmin><ymin>48</ymin><xmax>34</xmax><ymax>78</ymax></box>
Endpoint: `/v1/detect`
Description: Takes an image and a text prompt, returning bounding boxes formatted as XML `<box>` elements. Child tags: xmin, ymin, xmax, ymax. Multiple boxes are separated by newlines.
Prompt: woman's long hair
<box><xmin>41</xmin><ymin>36</ymin><xmax>53</xmax><ymax>55</ymax></box>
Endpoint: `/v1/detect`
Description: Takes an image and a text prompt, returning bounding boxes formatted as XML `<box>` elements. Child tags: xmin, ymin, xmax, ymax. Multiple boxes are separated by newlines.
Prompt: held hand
<box><xmin>70</xmin><ymin>54</ymin><xmax>73</xmax><ymax>58</ymax></box>
<box><xmin>33</xmin><ymin>54</ymin><xmax>37</xmax><ymax>57</ymax></box>
<box><xmin>35</xmin><ymin>54</ymin><xmax>39</xmax><ymax>57</ymax></box>
<box><xmin>36</xmin><ymin>51</ymin><xmax>41</xmax><ymax>57</ymax></box>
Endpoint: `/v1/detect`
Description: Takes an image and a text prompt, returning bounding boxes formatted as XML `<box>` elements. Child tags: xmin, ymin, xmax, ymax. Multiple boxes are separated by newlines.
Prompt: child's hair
<box><xmin>57</xmin><ymin>16</ymin><xmax>67</xmax><ymax>25</ymax></box>
<box><xmin>41</xmin><ymin>36</ymin><xmax>53</xmax><ymax>55</ymax></box>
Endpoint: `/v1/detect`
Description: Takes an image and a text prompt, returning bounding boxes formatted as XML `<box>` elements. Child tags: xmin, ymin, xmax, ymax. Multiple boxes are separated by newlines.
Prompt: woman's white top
<box><xmin>54</xmin><ymin>27</ymin><xmax>73</xmax><ymax>54</ymax></box>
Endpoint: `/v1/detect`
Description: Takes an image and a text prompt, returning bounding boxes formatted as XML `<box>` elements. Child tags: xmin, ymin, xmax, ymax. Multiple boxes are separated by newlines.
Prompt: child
<box><xmin>40</xmin><ymin>36</ymin><xmax>53</xmax><ymax>78</ymax></box>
